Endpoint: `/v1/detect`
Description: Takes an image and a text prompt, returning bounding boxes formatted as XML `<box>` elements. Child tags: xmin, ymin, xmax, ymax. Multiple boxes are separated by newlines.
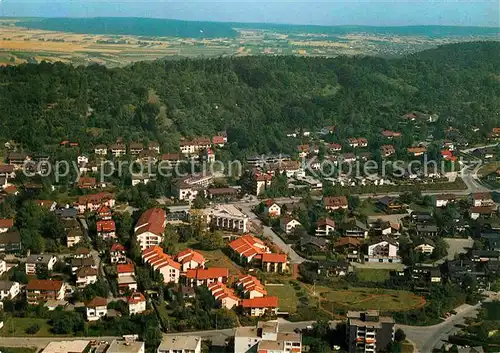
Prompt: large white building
<box><xmin>366</xmin><ymin>238</ymin><xmax>400</xmax><ymax>263</ymax></box>
<box><xmin>157</xmin><ymin>336</ymin><xmax>202</xmax><ymax>353</ymax></box>
<box><xmin>201</xmin><ymin>204</ymin><xmax>248</xmax><ymax>233</ymax></box>
<box><xmin>135</xmin><ymin>208</ymin><xmax>167</xmax><ymax>251</ymax></box>
<box><xmin>25</xmin><ymin>254</ymin><xmax>57</xmax><ymax>275</ymax></box>
<box><xmin>172</xmin><ymin>174</ymin><xmax>214</xmax><ymax>201</ymax></box>
<box><xmin>235</xmin><ymin>321</ymin><xmax>302</xmax><ymax>353</ymax></box>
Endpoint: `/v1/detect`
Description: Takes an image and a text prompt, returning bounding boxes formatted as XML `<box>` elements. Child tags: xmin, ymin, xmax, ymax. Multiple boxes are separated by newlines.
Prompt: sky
<box><xmin>0</xmin><ymin>0</ymin><xmax>498</xmax><ymax>27</ymax></box>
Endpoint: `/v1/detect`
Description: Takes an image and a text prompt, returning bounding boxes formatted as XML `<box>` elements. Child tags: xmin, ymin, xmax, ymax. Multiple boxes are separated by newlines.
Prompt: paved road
<box><xmin>237</xmin><ymin>203</ymin><xmax>307</xmax><ymax>264</ymax></box>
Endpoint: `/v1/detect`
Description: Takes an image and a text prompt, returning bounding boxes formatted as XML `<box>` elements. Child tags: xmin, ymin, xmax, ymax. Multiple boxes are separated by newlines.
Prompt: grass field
<box><xmin>0</xmin><ymin>348</ymin><xmax>37</xmax><ymax>353</ymax></box>
<box><xmin>320</xmin><ymin>287</ymin><xmax>425</xmax><ymax>312</ymax></box>
<box><xmin>266</xmin><ymin>282</ymin><xmax>300</xmax><ymax>313</ymax></box>
<box><xmin>358</xmin><ymin>201</ymin><xmax>385</xmax><ymax>216</ymax></box>
<box><xmin>356</xmin><ymin>268</ymin><xmax>391</xmax><ymax>282</ymax></box>
<box><xmin>199</xmin><ymin>249</ymin><xmax>242</xmax><ymax>276</ymax></box>
<box><xmin>0</xmin><ymin>317</ymin><xmax>55</xmax><ymax>337</ymax></box>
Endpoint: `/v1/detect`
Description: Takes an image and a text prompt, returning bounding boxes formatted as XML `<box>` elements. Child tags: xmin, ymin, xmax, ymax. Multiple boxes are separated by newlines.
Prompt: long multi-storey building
<box><xmin>235</xmin><ymin>321</ymin><xmax>301</xmax><ymax>353</ymax></box>
<box><xmin>346</xmin><ymin>311</ymin><xmax>395</xmax><ymax>353</ymax></box>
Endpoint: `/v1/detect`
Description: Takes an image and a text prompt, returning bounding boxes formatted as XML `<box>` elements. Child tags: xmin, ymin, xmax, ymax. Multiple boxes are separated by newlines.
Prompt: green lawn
<box><xmin>356</xmin><ymin>268</ymin><xmax>391</xmax><ymax>282</ymax></box>
<box><xmin>0</xmin><ymin>317</ymin><xmax>55</xmax><ymax>337</ymax></box>
<box><xmin>266</xmin><ymin>282</ymin><xmax>301</xmax><ymax>313</ymax></box>
<box><xmin>199</xmin><ymin>249</ymin><xmax>242</xmax><ymax>276</ymax></box>
<box><xmin>321</xmin><ymin>287</ymin><xmax>425</xmax><ymax>312</ymax></box>
<box><xmin>0</xmin><ymin>348</ymin><xmax>38</xmax><ymax>353</ymax></box>
<box><xmin>358</xmin><ymin>201</ymin><xmax>385</xmax><ymax>216</ymax></box>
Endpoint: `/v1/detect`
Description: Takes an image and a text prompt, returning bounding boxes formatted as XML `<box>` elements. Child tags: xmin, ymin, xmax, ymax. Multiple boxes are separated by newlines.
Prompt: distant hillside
<box><xmin>16</xmin><ymin>17</ymin><xmax>238</xmax><ymax>39</ymax></box>
<box><xmin>231</xmin><ymin>23</ymin><xmax>500</xmax><ymax>37</ymax></box>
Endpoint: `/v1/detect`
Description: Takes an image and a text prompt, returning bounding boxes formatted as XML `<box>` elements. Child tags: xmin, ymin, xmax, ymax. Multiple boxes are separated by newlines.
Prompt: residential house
<box><xmin>408</xmin><ymin>147</ymin><xmax>427</xmax><ymax>157</ymax></box>
<box><xmin>94</xmin><ymin>144</ymin><xmax>108</xmax><ymax>155</ymax></box>
<box><xmin>134</xmin><ymin>208</ymin><xmax>166</xmax><ymax>250</ymax></box>
<box><xmin>297</xmin><ymin>144</ymin><xmax>310</xmax><ymax>158</ymax></box>
<box><xmin>0</xmin><ymin>259</ymin><xmax>5</xmax><ymax>276</ymax></box>
<box><xmin>0</xmin><ymin>218</ymin><xmax>14</xmax><ymax>233</ymax></box>
<box><xmin>26</xmin><ymin>279</ymin><xmax>65</xmax><ymax>305</ymax></box>
<box><xmin>376</xmin><ymin>196</ymin><xmax>406</xmax><ymax>214</ymax></box>
<box><xmin>323</xmin><ymin>196</ymin><xmax>348</xmax><ymax>211</ymax></box>
<box><xmin>435</xmin><ymin>194</ymin><xmax>456</xmax><ymax>207</ymax></box>
<box><xmin>264</xmin><ymin>200</ymin><xmax>281</xmax><ymax>218</ymax></box>
<box><xmin>254</xmin><ymin>172</ymin><xmax>273</xmax><ymax>196</ymax></box>
<box><xmin>207</xmin><ymin>282</ymin><xmax>239</xmax><ymax>310</ymax></box>
<box><xmin>131</xmin><ymin>174</ymin><xmax>151</xmax><ymax>186</ymax></box>
<box><xmin>110</xmin><ymin>143</ymin><xmax>126</xmax><ymax>157</ymax></box>
<box><xmin>382</xmin><ymin>130</ymin><xmax>401</xmax><ymax>139</ymax></box>
<box><xmin>470</xmin><ymin>192</ymin><xmax>494</xmax><ymax>207</ymax></box>
<box><xmin>346</xmin><ymin>311</ymin><xmax>395</xmax><ymax>353</ymax></box>
<box><xmin>280</xmin><ymin>216</ymin><xmax>302</xmax><ymax>234</ymax></box>
<box><xmin>235</xmin><ymin>275</ymin><xmax>267</xmax><ymax>299</ymax></box>
<box><xmin>110</xmin><ymin>243</ymin><xmax>127</xmax><ymax>264</ymax></box>
<box><xmin>380</xmin><ymin>144</ymin><xmax>396</xmax><ymax>158</ymax></box>
<box><xmin>334</xmin><ymin>237</ymin><xmax>361</xmax><ymax>262</ymax></box>
<box><xmin>25</xmin><ymin>254</ymin><xmax>57</xmax><ymax>275</ymax></box>
<box><xmin>241</xmin><ymin>296</ymin><xmax>279</xmax><ymax>317</ymax></box>
<box><xmin>234</xmin><ymin>321</ymin><xmax>301</xmax><ymax>353</ymax></box>
<box><xmin>66</xmin><ymin>228</ymin><xmax>83</xmax><ymax>248</ymax></box>
<box><xmin>76</xmin><ymin>192</ymin><xmax>115</xmax><ymax>214</ymax></box>
<box><xmin>34</xmin><ymin>200</ymin><xmax>57</xmax><ymax>212</ymax></box>
<box><xmin>128</xmin><ymin>291</ymin><xmax>147</xmax><ymax>315</ymax></box>
<box><xmin>129</xmin><ymin>142</ymin><xmax>144</xmax><ymax>155</ymax></box>
<box><xmin>212</xmin><ymin>135</ymin><xmax>227</xmax><ymax>147</ymax></box>
<box><xmin>96</xmin><ymin>220</ymin><xmax>117</xmax><ymax>240</ymax></box>
<box><xmin>300</xmin><ymin>235</ymin><xmax>328</xmax><ymax>252</ymax></box>
<box><xmin>172</xmin><ymin>173</ymin><xmax>214</xmax><ymax>201</ymax></box>
<box><xmin>342</xmin><ymin>219</ymin><xmax>368</xmax><ymax>238</ymax></box>
<box><xmin>184</xmin><ymin>268</ymin><xmax>229</xmax><ymax>287</ymax></box>
<box><xmin>160</xmin><ymin>153</ymin><xmax>184</xmax><ymax>167</ymax></box>
<box><xmin>201</xmin><ymin>204</ymin><xmax>249</xmax><ymax>233</ymax></box>
<box><xmin>328</xmin><ymin>143</ymin><xmax>342</xmax><ymax>152</ymax></box>
<box><xmin>175</xmin><ymin>248</ymin><xmax>206</xmax><ymax>272</ymax></box>
<box><xmin>41</xmin><ymin>340</ymin><xmax>91</xmax><ymax>353</ymax></box>
<box><xmin>228</xmin><ymin>234</ymin><xmax>270</xmax><ymax>264</ymax></box>
<box><xmin>157</xmin><ymin>336</ymin><xmax>202</xmax><ymax>353</ymax></box>
<box><xmin>117</xmin><ymin>263</ymin><xmax>138</xmax><ymax>293</ymax></box>
<box><xmin>470</xmin><ymin>250</ymin><xmax>500</xmax><ymax>262</ymax></box>
<box><xmin>78</xmin><ymin>177</ymin><xmax>97</xmax><ymax>189</ymax></box>
<box><xmin>7</xmin><ymin>152</ymin><xmax>30</xmax><ymax>168</ymax></box>
<box><xmin>97</xmin><ymin>205</ymin><xmax>112</xmax><ymax>220</ymax></box>
<box><xmin>469</xmin><ymin>206</ymin><xmax>496</xmax><ymax>220</ymax></box>
<box><xmin>366</xmin><ymin>237</ymin><xmax>400</xmax><ymax>263</ymax></box>
<box><xmin>0</xmin><ymin>231</ymin><xmax>22</xmax><ymax>253</ymax></box>
<box><xmin>317</xmin><ymin>260</ymin><xmax>349</xmax><ymax>277</ymax></box>
<box><xmin>148</xmin><ymin>141</ymin><xmax>161</xmax><ymax>154</ymax></box>
<box><xmin>85</xmin><ymin>296</ymin><xmax>108</xmax><ymax>321</ymax></box>
<box><xmin>315</xmin><ymin>218</ymin><xmax>335</xmax><ymax>236</ymax></box>
<box><xmin>76</xmin><ymin>267</ymin><xmax>98</xmax><ymax>288</ymax></box>
<box><xmin>410</xmin><ymin>264</ymin><xmax>442</xmax><ymax>283</ymax></box>
<box><xmin>142</xmin><ymin>246</ymin><xmax>181</xmax><ymax>284</ymax></box>
<box><xmin>71</xmin><ymin>256</ymin><xmax>96</xmax><ymax>275</ymax></box>
<box><xmin>205</xmin><ymin>187</ymin><xmax>238</xmax><ymax>200</ymax></box>
<box><xmin>0</xmin><ymin>281</ymin><xmax>20</xmax><ymax>301</ymax></box>
<box><xmin>414</xmin><ymin>238</ymin><xmax>436</xmax><ymax>255</ymax></box>
<box><xmin>261</xmin><ymin>253</ymin><xmax>288</xmax><ymax>273</ymax></box>
<box><xmin>416</xmin><ymin>224</ymin><xmax>439</xmax><ymax>237</ymax></box>
<box><xmin>179</xmin><ymin>137</ymin><xmax>211</xmax><ymax>155</ymax></box>
<box><xmin>107</xmin><ymin>339</ymin><xmax>145</xmax><ymax>353</ymax></box>
<box><xmin>0</xmin><ymin>164</ymin><xmax>16</xmax><ymax>178</ymax></box>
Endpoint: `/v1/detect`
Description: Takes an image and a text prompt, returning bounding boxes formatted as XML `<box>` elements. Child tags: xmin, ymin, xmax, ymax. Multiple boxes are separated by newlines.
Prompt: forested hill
<box><xmin>0</xmin><ymin>41</ymin><xmax>498</xmax><ymax>157</ymax></box>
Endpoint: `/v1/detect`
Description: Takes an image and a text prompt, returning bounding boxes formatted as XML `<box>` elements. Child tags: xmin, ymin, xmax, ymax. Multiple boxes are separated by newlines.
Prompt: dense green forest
<box><xmin>16</xmin><ymin>17</ymin><xmax>238</xmax><ymax>38</ymax></box>
<box><xmin>0</xmin><ymin>41</ymin><xmax>498</xmax><ymax>157</ymax></box>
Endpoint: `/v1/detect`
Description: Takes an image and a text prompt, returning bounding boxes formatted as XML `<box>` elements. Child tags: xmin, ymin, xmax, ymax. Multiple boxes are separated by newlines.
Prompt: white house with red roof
<box><xmin>262</xmin><ymin>253</ymin><xmax>288</xmax><ymax>273</ymax></box>
<box><xmin>76</xmin><ymin>192</ymin><xmax>115</xmax><ymax>214</ymax></box>
<box><xmin>184</xmin><ymin>267</ymin><xmax>229</xmax><ymax>287</ymax></box>
<box><xmin>280</xmin><ymin>217</ymin><xmax>302</xmax><ymax>234</ymax></box>
<box><xmin>0</xmin><ymin>218</ymin><xmax>14</xmax><ymax>233</ymax></box>
<box><xmin>128</xmin><ymin>291</ymin><xmax>147</xmax><ymax>315</ymax></box>
<box><xmin>142</xmin><ymin>246</ymin><xmax>181</xmax><ymax>284</ymax></box>
<box><xmin>175</xmin><ymin>248</ymin><xmax>206</xmax><ymax>272</ymax></box>
<box><xmin>235</xmin><ymin>275</ymin><xmax>267</xmax><ymax>299</ymax></box>
<box><xmin>117</xmin><ymin>263</ymin><xmax>137</xmax><ymax>293</ymax></box>
<box><xmin>263</xmin><ymin>200</ymin><xmax>281</xmax><ymax>218</ymax></box>
<box><xmin>76</xmin><ymin>267</ymin><xmax>98</xmax><ymax>288</ymax></box>
<box><xmin>180</xmin><ymin>137</ymin><xmax>212</xmax><ymax>155</ymax></box>
<box><xmin>212</xmin><ymin>135</ymin><xmax>227</xmax><ymax>147</ymax></box>
<box><xmin>207</xmin><ymin>282</ymin><xmax>239</xmax><ymax>310</ymax></box>
<box><xmin>241</xmin><ymin>296</ymin><xmax>279</xmax><ymax>317</ymax></box>
<box><xmin>228</xmin><ymin>234</ymin><xmax>270</xmax><ymax>264</ymax></box>
<box><xmin>315</xmin><ymin>218</ymin><xmax>336</xmax><ymax>237</ymax></box>
<box><xmin>134</xmin><ymin>208</ymin><xmax>166</xmax><ymax>250</ymax></box>
<box><xmin>85</xmin><ymin>296</ymin><xmax>108</xmax><ymax>321</ymax></box>
<box><xmin>97</xmin><ymin>220</ymin><xmax>116</xmax><ymax>240</ymax></box>
<box><xmin>110</xmin><ymin>243</ymin><xmax>127</xmax><ymax>264</ymax></box>
<box><xmin>469</xmin><ymin>192</ymin><xmax>494</xmax><ymax>207</ymax></box>
<box><xmin>97</xmin><ymin>205</ymin><xmax>112</xmax><ymax>220</ymax></box>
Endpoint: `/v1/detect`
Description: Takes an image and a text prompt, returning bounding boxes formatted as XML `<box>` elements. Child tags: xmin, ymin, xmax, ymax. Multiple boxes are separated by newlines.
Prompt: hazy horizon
<box><xmin>0</xmin><ymin>0</ymin><xmax>499</xmax><ymax>28</ymax></box>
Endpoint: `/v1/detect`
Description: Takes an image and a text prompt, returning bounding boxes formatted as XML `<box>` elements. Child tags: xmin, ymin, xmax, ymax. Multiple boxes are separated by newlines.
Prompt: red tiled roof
<box><xmin>323</xmin><ymin>196</ymin><xmax>348</xmax><ymax>208</ymax></box>
<box><xmin>264</xmin><ymin>199</ymin><xmax>278</xmax><ymax>207</ymax></box>
<box><xmin>328</xmin><ymin>143</ymin><xmax>342</xmax><ymax>150</ymax></box>
<box><xmin>0</xmin><ymin>218</ymin><xmax>14</xmax><ymax>228</ymax></box>
<box><xmin>0</xmin><ymin>165</ymin><xmax>15</xmax><ymax>173</ymax></box>
<box><xmin>185</xmin><ymin>267</ymin><xmax>229</xmax><ymax>280</ymax></box>
<box><xmin>77</xmin><ymin>192</ymin><xmax>114</xmax><ymax>205</ymax></box>
<box><xmin>78</xmin><ymin>177</ymin><xmax>96</xmax><ymax>187</ymax></box>
<box><xmin>26</xmin><ymin>279</ymin><xmax>63</xmax><ymax>291</ymax></box>
<box><xmin>208</xmin><ymin>282</ymin><xmax>238</xmax><ymax>301</ymax></box>
<box><xmin>117</xmin><ymin>263</ymin><xmax>135</xmax><ymax>274</ymax></box>
<box><xmin>76</xmin><ymin>266</ymin><xmax>98</xmax><ymax>277</ymax></box>
<box><xmin>335</xmin><ymin>237</ymin><xmax>361</xmax><ymax>248</ymax></box>
<box><xmin>135</xmin><ymin>208</ymin><xmax>166</xmax><ymax>237</ymax></box>
<box><xmin>97</xmin><ymin>220</ymin><xmax>116</xmax><ymax>232</ymax></box>
<box><xmin>127</xmin><ymin>291</ymin><xmax>146</xmax><ymax>304</ymax></box>
<box><xmin>262</xmin><ymin>253</ymin><xmax>287</xmax><ymax>263</ymax></box>
<box><xmin>34</xmin><ymin>200</ymin><xmax>55</xmax><ymax>209</ymax></box>
<box><xmin>75</xmin><ymin>247</ymin><xmax>90</xmax><ymax>255</ymax></box>
<box><xmin>110</xmin><ymin>243</ymin><xmax>125</xmax><ymax>252</ymax></box>
<box><xmin>317</xmin><ymin>218</ymin><xmax>335</xmax><ymax>228</ymax></box>
<box><xmin>471</xmin><ymin>192</ymin><xmax>492</xmax><ymax>200</ymax></box>
<box><xmin>142</xmin><ymin>246</ymin><xmax>181</xmax><ymax>271</ymax></box>
<box><xmin>297</xmin><ymin>144</ymin><xmax>310</xmax><ymax>152</ymax></box>
<box><xmin>180</xmin><ymin>137</ymin><xmax>211</xmax><ymax>146</ymax></box>
<box><xmin>255</xmin><ymin>173</ymin><xmax>272</xmax><ymax>182</ymax></box>
<box><xmin>161</xmin><ymin>153</ymin><xmax>182</xmax><ymax>161</ymax></box>
<box><xmin>212</xmin><ymin>136</ymin><xmax>226</xmax><ymax>145</ymax></box>
<box><xmin>408</xmin><ymin>147</ymin><xmax>427</xmax><ymax>154</ymax></box>
<box><xmin>86</xmin><ymin>296</ymin><xmax>107</xmax><ymax>307</ymax></box>
<box><xmin>237</xmin><ymin>275</ymin><xmax>267</xmax><ymax>295</ymax></box>
<box><xmin>229</xmin><ymin>235</ymin><xmax>267</xmax><ymax>259</ymax></box>
<box><xmin>97</xmin><ymin>205</ymin><xmax>111</xmax><ymax>214</ymax></box>
<box><xmin>176</xmin><ymin>248</ymin><xmax>206</xmax><ymax>265</ymax></box>
<box><xmin>470</xmin><ymin>206</ymin><xmax>495</xmax><ymax>214</ymax></box>
<box><xmin>241</xmin><ymin>296</ymin><xmax>279</xmax><ymax>308</ymax></box>
<box><xmin>4</xmin><ymin>185</ymin><xmax>18</xmax><ymax>195</ymax></box>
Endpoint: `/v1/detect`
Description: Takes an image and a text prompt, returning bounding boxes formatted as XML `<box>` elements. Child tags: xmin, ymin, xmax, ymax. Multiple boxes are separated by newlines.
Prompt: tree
<box><xmin>198</xmin><ymin>231</ymin><xmax>224</xmax><ymax>250</ymax></box>
<box><xmin>394</xmin><ymin>328</ymin><xmax>406</xmax><ymax>342</ymax></box>
<box><xmin>348</xmin><ymin>195</ymin><xmax>360</xmax><ymax>210</ymax></box>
